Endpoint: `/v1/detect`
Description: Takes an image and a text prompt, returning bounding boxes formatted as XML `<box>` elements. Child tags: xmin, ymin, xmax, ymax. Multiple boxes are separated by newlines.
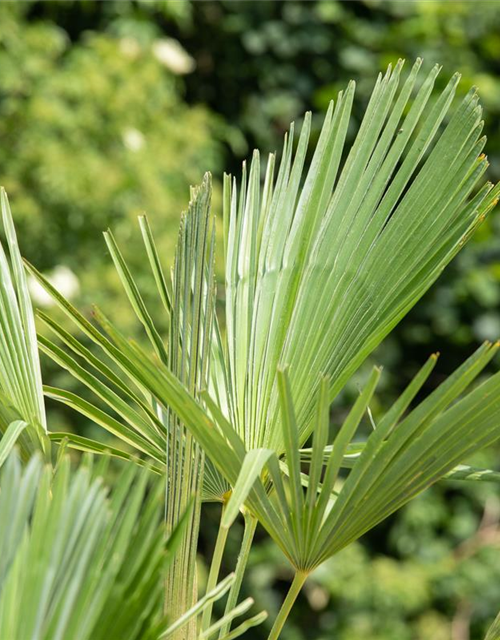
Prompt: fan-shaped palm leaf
<box><xmin>0</xmin><ymin>448</ymin><xmax>264</xmax><ymax>640</ymax></box>
<box><xmin>0</xmin><ymin>451</ymin><xmax>172</xmax><ymax>640</ymax></box>
<box><xmin>233</xmin><ymin>345</ymin><xmax>500</xmax><ymax>638</ymax></box>
<box><xmin>220</xmin><ymin>58</ymin><xmax>499</xmax><ymax>454</ymax></box>
<box><xmin>0</xmin><ymin>190</ymin><xmax>47</xmax><ymax>456</ymax></box>
<box><xmin>25</xmin><ymin>292</ymin><xmax>500</xmax><ymax>638</ymax></box>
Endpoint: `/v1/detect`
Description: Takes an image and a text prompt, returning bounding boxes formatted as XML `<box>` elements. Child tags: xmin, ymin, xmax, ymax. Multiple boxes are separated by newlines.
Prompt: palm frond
<box><xmin>221</xmin><ymin>59</ymin><xmax>500</xmax><ymax>454</ymax></box>
<box><xmin>101</xmin><ymin>175</ymin><xmax>220</xmax><ymax>627</ymax></box>
<box><xmin>0</xmin><ymin>451</ymin><xmax>171</xmax><ymax>640</ymax></box>
<box><xmin>237</xmin><ymin>343</ymin><xmax>500</xmax><ymax>572</ymax></box>
<box><xmin>37</xmin><ymin>300</ymin><xmax>500</xmax><ymax>574</ymax></box>
<box><xmin>159</xmin><ymin>175</ymin><xmax>217</xmax><ymax>629</ymax></box>
<box><xmin>486</xmin><ymin>611</ymin><xmax>500</xmax><ymax>640</ymax></box>
<box><xmin>27</xmin><ymin>60</ymin><xmax>500</xmax><ymax>487</ymax></box>
<box><xmin>0</xmin><ymin>190</ymin><xmax>47</xmax><ymax>455</ymax></box>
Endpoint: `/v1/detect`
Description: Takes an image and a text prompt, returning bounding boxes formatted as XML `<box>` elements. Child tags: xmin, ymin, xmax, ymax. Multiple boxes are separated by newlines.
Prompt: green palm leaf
<box><xmin>221</xmin><ymin>59</ymin><xmax>499</xmax><ymax>454</ymax></box>
<box><xmin>486</xmin><ymin>611</ymin><xmax>500</xmax><ymax>640</ymax></box>
<box><xmin>161</xmin><ymin>175</ymin><xmax>218</xmax><ymax>633</ymax></box>
<box><xmin>34</xmin><ymin>287</ymin><xmax>500</xmax><ymax>572</ymax></box>
<box><xmin>25</xmin><ymin>60</ymin><xmax>500</xmax><ymax>482</ymax></box>
<box><xmin>227</xmin><ymin>344</ymin><xmax>500</xmax><ymax>572</ymax></box>
<box><xmin>0</xmin><ymin>451</ymin><xmax>172</xmax><ymax>640</ymax></box>
<box><xmin>0</xmin><ymin>190</ymin><xmax>47</xmax><ymax>455</ymax></box>
<box><xmin>244</xmin><ymin>348</ymin><xmax>500</xmax><ymax>638</ymax></box>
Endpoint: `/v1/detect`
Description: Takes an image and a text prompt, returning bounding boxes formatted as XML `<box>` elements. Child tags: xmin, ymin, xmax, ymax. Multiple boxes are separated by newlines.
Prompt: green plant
<box><xmin>1</xmin><ymin>59</ymin><xmax>500</xmax><ymax>639</ymax></box>
<box><xmin>0</xmin><ymin>4</ymin><xmax>221</xmax><ymax>345</ymax></box>
<box><xmin>0</xmin><ymin>186</ymin><xmax>265</xmax><ymax>639</ymax></box>
<box><xmin>0</xmin><ymin>450</ymin><xmax>171</xmax><ymax>640</ymax></box>
<box><xmin>486</xmin><ymin>612</ymin><xmax>500</xmax><ymax>640</ymax></box>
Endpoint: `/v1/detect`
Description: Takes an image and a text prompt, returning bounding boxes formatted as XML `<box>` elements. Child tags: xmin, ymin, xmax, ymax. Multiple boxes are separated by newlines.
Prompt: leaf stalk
<box><xmin>201</xmin><ymin>503</ymin><xmax>230</xmax><ymax>631</ymax></box>
<box><xmin>267</xmin><ymin>570</ymin><xmax>308</xmax><ymax>640</ymax></box>
<box><xmin>218</xmin><ymin>511</ymin><xmax>258</xmax><ymax>638</ymax></box>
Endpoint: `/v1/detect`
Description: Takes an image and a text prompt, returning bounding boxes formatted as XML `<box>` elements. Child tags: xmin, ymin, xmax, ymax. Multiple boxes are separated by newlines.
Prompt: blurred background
<box><xmin>1</xmin><ymin>1</ymin><xmax>500</xmax><ymax>638</ymax></box>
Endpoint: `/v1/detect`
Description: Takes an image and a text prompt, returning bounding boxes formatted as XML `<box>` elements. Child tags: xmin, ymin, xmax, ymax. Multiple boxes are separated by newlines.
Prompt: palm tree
<box><xmin>0</xmin><ymin>59</ymin><xmax>499</xmax><ymax>638</ymax></box>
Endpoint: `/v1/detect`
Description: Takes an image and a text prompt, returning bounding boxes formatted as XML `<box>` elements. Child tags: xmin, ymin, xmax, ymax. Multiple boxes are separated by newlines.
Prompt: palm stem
<box><xmin>218</xmin><ymin>510</ymin><xmax>258</xmax><ymax>638</ymax></box>
<box><xmin>201</xmin><ymin>503</ymin><xmax>230</xmax><ymax>631</ymax></box>
<box><xmin>267</xmin><ymin>571</ymin><xmax>308</xmax><ymax>640</ymax></box>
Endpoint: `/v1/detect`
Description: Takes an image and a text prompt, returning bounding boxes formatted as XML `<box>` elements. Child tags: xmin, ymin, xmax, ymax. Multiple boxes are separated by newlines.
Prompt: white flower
<box><xmin>152</xmin><ymin>38</ymin><xmax>195</xmax><ymax>75</ymax></box>
<box><xmin>123</xmin><ymin>128</ymin><xmax>145</xmax><ymax>152</ymax></box>
<box><xmin>29</xmin><ymin>265</ymin><xmax>80</xmax><ymax>307</ymax></box>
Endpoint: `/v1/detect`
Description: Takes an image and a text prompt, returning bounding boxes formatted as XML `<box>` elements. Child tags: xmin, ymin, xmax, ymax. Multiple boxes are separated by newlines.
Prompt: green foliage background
<box><xmin>1</xmin><ymin>1</ymin><xmax>500</xmax><ymax>638</ymax></box>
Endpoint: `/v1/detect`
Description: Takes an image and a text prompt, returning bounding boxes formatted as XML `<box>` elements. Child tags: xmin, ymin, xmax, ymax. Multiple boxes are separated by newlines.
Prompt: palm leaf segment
<box><xmin>150</xmin><ymin>177</ymin><xmax>217</xmax><ymax>630</ymax></box>
<box><xmin>486</xmin><ymin>611</ymin><xmax>500</xmax><ymax>640</ymax></box>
